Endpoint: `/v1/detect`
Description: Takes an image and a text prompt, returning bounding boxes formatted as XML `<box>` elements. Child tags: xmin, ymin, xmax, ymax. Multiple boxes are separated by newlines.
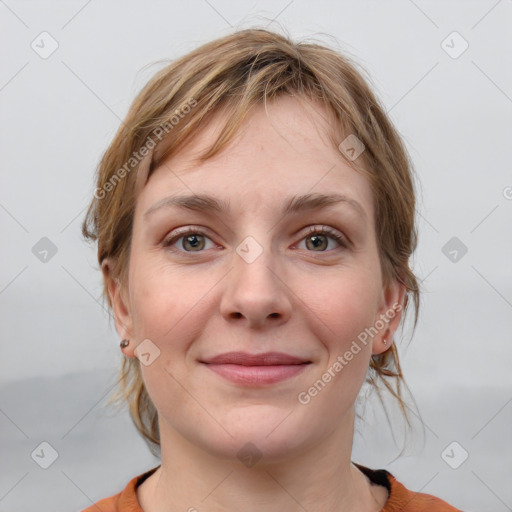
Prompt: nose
<box><xmin>219</xmin><ymin>240</ymin><xmax>292</xmax><ymax>329</ymax></box>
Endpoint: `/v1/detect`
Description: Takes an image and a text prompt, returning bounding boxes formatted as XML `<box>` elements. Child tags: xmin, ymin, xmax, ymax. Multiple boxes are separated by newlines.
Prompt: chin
<box><xmin>193</xmin><ymin>406</ymin><xmax>319</xmax><ymax>465</ymax></box>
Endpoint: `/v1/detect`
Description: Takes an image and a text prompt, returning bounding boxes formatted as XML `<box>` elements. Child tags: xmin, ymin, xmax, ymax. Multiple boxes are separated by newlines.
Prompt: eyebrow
<box><xmin>144</xmin><ymin>192</ymin><xmax>367</xmax><ymax>221</ymax></box>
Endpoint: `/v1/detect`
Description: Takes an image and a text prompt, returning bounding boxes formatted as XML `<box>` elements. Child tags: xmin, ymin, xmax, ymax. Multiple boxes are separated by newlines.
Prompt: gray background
<box><xmin>1</xmin><ymin>0</ymin><xmax>511</xmax><ymax>510</ymax></box>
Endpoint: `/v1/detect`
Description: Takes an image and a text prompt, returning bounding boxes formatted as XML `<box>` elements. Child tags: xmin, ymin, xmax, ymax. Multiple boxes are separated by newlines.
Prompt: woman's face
<box><xmin>108</xmin><ymin>96</ymin><xmax>404</xmax><ymax>462</ymax></box>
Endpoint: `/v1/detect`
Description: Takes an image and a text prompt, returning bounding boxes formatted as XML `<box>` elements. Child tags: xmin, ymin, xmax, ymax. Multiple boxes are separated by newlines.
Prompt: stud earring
<box><xmin>120</xmin><ymin>339</ymin><xmax>130</xmax><ymax>349</ymax></box>
<box><xmin>383</xmin><ymin>338</ymin><xmax>387</xmax><ymax>345</ymax></box>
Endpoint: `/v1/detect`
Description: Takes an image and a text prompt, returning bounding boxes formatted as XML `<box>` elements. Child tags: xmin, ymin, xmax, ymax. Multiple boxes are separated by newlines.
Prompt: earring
<box><xmin>383</xmin><ymin>338</ymin><xmax>387</xmax><ymax>346</ymax></box>
<box><xmin>120</xmin><ymin>339</ymin><xmax>130</xmax><ymax>349</ymax></box>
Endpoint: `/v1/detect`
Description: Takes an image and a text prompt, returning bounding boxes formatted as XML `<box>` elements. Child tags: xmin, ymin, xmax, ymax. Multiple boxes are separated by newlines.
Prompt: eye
<box><xmin>297</xmin><ymin>226</ymin><xmax>348</xmax><ymax>252</ymax></box>
<box><xmin>162</xmin><ymin>225</ymin><xmax>348</xmax><ymax>254</ymax></box>
<box><xmin>163</xmin><ymin>228</ymin><xmax>215</xmax><ymax>252</ymax></box>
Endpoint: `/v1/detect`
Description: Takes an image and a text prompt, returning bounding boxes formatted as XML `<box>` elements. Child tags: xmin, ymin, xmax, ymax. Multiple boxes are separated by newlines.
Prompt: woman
<box><xmin>81</xmin><ymin>28</ymin><xmax>461</xmax><ymax>511</ymax></box>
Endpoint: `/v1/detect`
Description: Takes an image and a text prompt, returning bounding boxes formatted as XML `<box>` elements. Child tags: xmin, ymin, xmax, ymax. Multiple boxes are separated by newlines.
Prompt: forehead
<box><xmin>136</xmin><ymin>96</ymin><xmax>375</xmax><ymax>224</ymax></box>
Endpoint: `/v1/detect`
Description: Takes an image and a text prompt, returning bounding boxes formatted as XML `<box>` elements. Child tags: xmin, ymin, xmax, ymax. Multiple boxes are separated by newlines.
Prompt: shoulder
<box><xmin>353</xmin><ymin>463</ymin><xmax>462</xmax><ymax>512</ymax></box>
<box><xmin>80</xmin><ymin>466</ymin><xmax>160</xmax><ymax>512</ymax></box>
<box><xmin>81</xmin><ymin>492</ymin><xmax>120</xmax><ymax>512</ymax></box>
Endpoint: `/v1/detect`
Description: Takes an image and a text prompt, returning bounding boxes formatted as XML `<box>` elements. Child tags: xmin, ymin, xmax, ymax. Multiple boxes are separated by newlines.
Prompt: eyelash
<box><xmin>162</xmin><ymin>226</ymin><xmax>348</xmax><ymax>254</ymax></box>
<box><xmin>302</xmin><ymin>226</ymin><xmax>347</xmax><ymax>248</ymax></box>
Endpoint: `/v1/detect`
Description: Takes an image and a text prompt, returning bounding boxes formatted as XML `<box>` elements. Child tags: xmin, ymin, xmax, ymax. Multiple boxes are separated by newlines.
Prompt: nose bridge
<box><xmin>220</xmin><ymin>230</ymin><xmax>292</xmax><ymax>327</ymax></box>
<box><xmin>234</xmin><ymin>234</ymin><xmax>277</xmax><ymax>288</ymax></box>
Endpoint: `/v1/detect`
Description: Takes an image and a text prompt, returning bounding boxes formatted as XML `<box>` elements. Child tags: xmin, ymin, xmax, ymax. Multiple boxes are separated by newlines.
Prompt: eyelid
<box><xmin>299</xmin><ymin>225</ymin><xmax>348</xmax><ymax>249</ymax></box>
<box><xmin>162</xmin><ymin>226</ymin><xmax>216</xmax><ymax>248</ymax></box>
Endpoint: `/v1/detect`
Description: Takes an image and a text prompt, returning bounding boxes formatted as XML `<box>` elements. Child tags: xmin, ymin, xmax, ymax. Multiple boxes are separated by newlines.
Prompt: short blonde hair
<box><xmin>82</xmin><ymin>28</ymin><xmax>420</xmax><ymax>456</ymax></box>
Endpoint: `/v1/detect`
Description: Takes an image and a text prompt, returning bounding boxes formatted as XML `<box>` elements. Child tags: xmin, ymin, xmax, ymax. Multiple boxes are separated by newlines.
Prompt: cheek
<box><xmin>295</xmin><ymin>268</ymin><xmax>379</xmax><ymax>396</ymax></box>
<box><xmin>129</xmin><ymin>261</ymin><xmax>206</xmax><ymax>415</ymax></box>
<box><xmin>129</xmin><ymin>256</ymin><xmax>191</xmax><ymax>329</ymax></box>
<box><xmin>298</xmin><ymin>269</ymin><xmax>379</xmax><ymax>342</ymax></box>
<box><xmin>128</xmin><ymin>257</ymin><xmax>214</xmax><ymax>368</ymax></box>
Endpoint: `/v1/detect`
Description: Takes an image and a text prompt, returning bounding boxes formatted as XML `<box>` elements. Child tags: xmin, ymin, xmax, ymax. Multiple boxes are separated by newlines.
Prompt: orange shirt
<box><xmin>81</xmin><ymin>463</ymin><xmax>461</xmax><ymax>511</ymax></box>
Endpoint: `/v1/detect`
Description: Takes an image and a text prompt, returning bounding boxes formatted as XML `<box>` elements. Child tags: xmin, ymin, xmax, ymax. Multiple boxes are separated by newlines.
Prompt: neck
<box><xmin>138</xmin><ymin>408</ymin><xmax>385</xmax><ymax>512</ymax></box>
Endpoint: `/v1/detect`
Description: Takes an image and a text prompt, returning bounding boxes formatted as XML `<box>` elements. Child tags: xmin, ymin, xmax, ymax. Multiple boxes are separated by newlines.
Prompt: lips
<box><xmin>200</xmin><ymin>351</ymin><xmax>310</xmax><ymax>366</ymax></box>
<box><xmin>199</xmin><ymin>352</ymin><xmax>311</xmax><ymax>386</ymax></box>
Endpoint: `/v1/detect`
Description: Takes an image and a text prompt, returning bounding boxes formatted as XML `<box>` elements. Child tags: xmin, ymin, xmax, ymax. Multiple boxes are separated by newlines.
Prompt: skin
<box><xmin>103</xmin><ymin>95</ymin><xmax>406</xmax><ymax>512</ymax></box>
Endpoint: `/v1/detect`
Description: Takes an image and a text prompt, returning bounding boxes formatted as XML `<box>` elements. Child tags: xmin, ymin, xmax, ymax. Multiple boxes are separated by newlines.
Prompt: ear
<box><xmin>371</xmin><ymin>276</ymin><xmax>407</xmax><ymax>356</ymax></box>
<box><xmin>102</xmin><ymin>258</ymin><xmax>136</xmax><ymax>358</ymax></box>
